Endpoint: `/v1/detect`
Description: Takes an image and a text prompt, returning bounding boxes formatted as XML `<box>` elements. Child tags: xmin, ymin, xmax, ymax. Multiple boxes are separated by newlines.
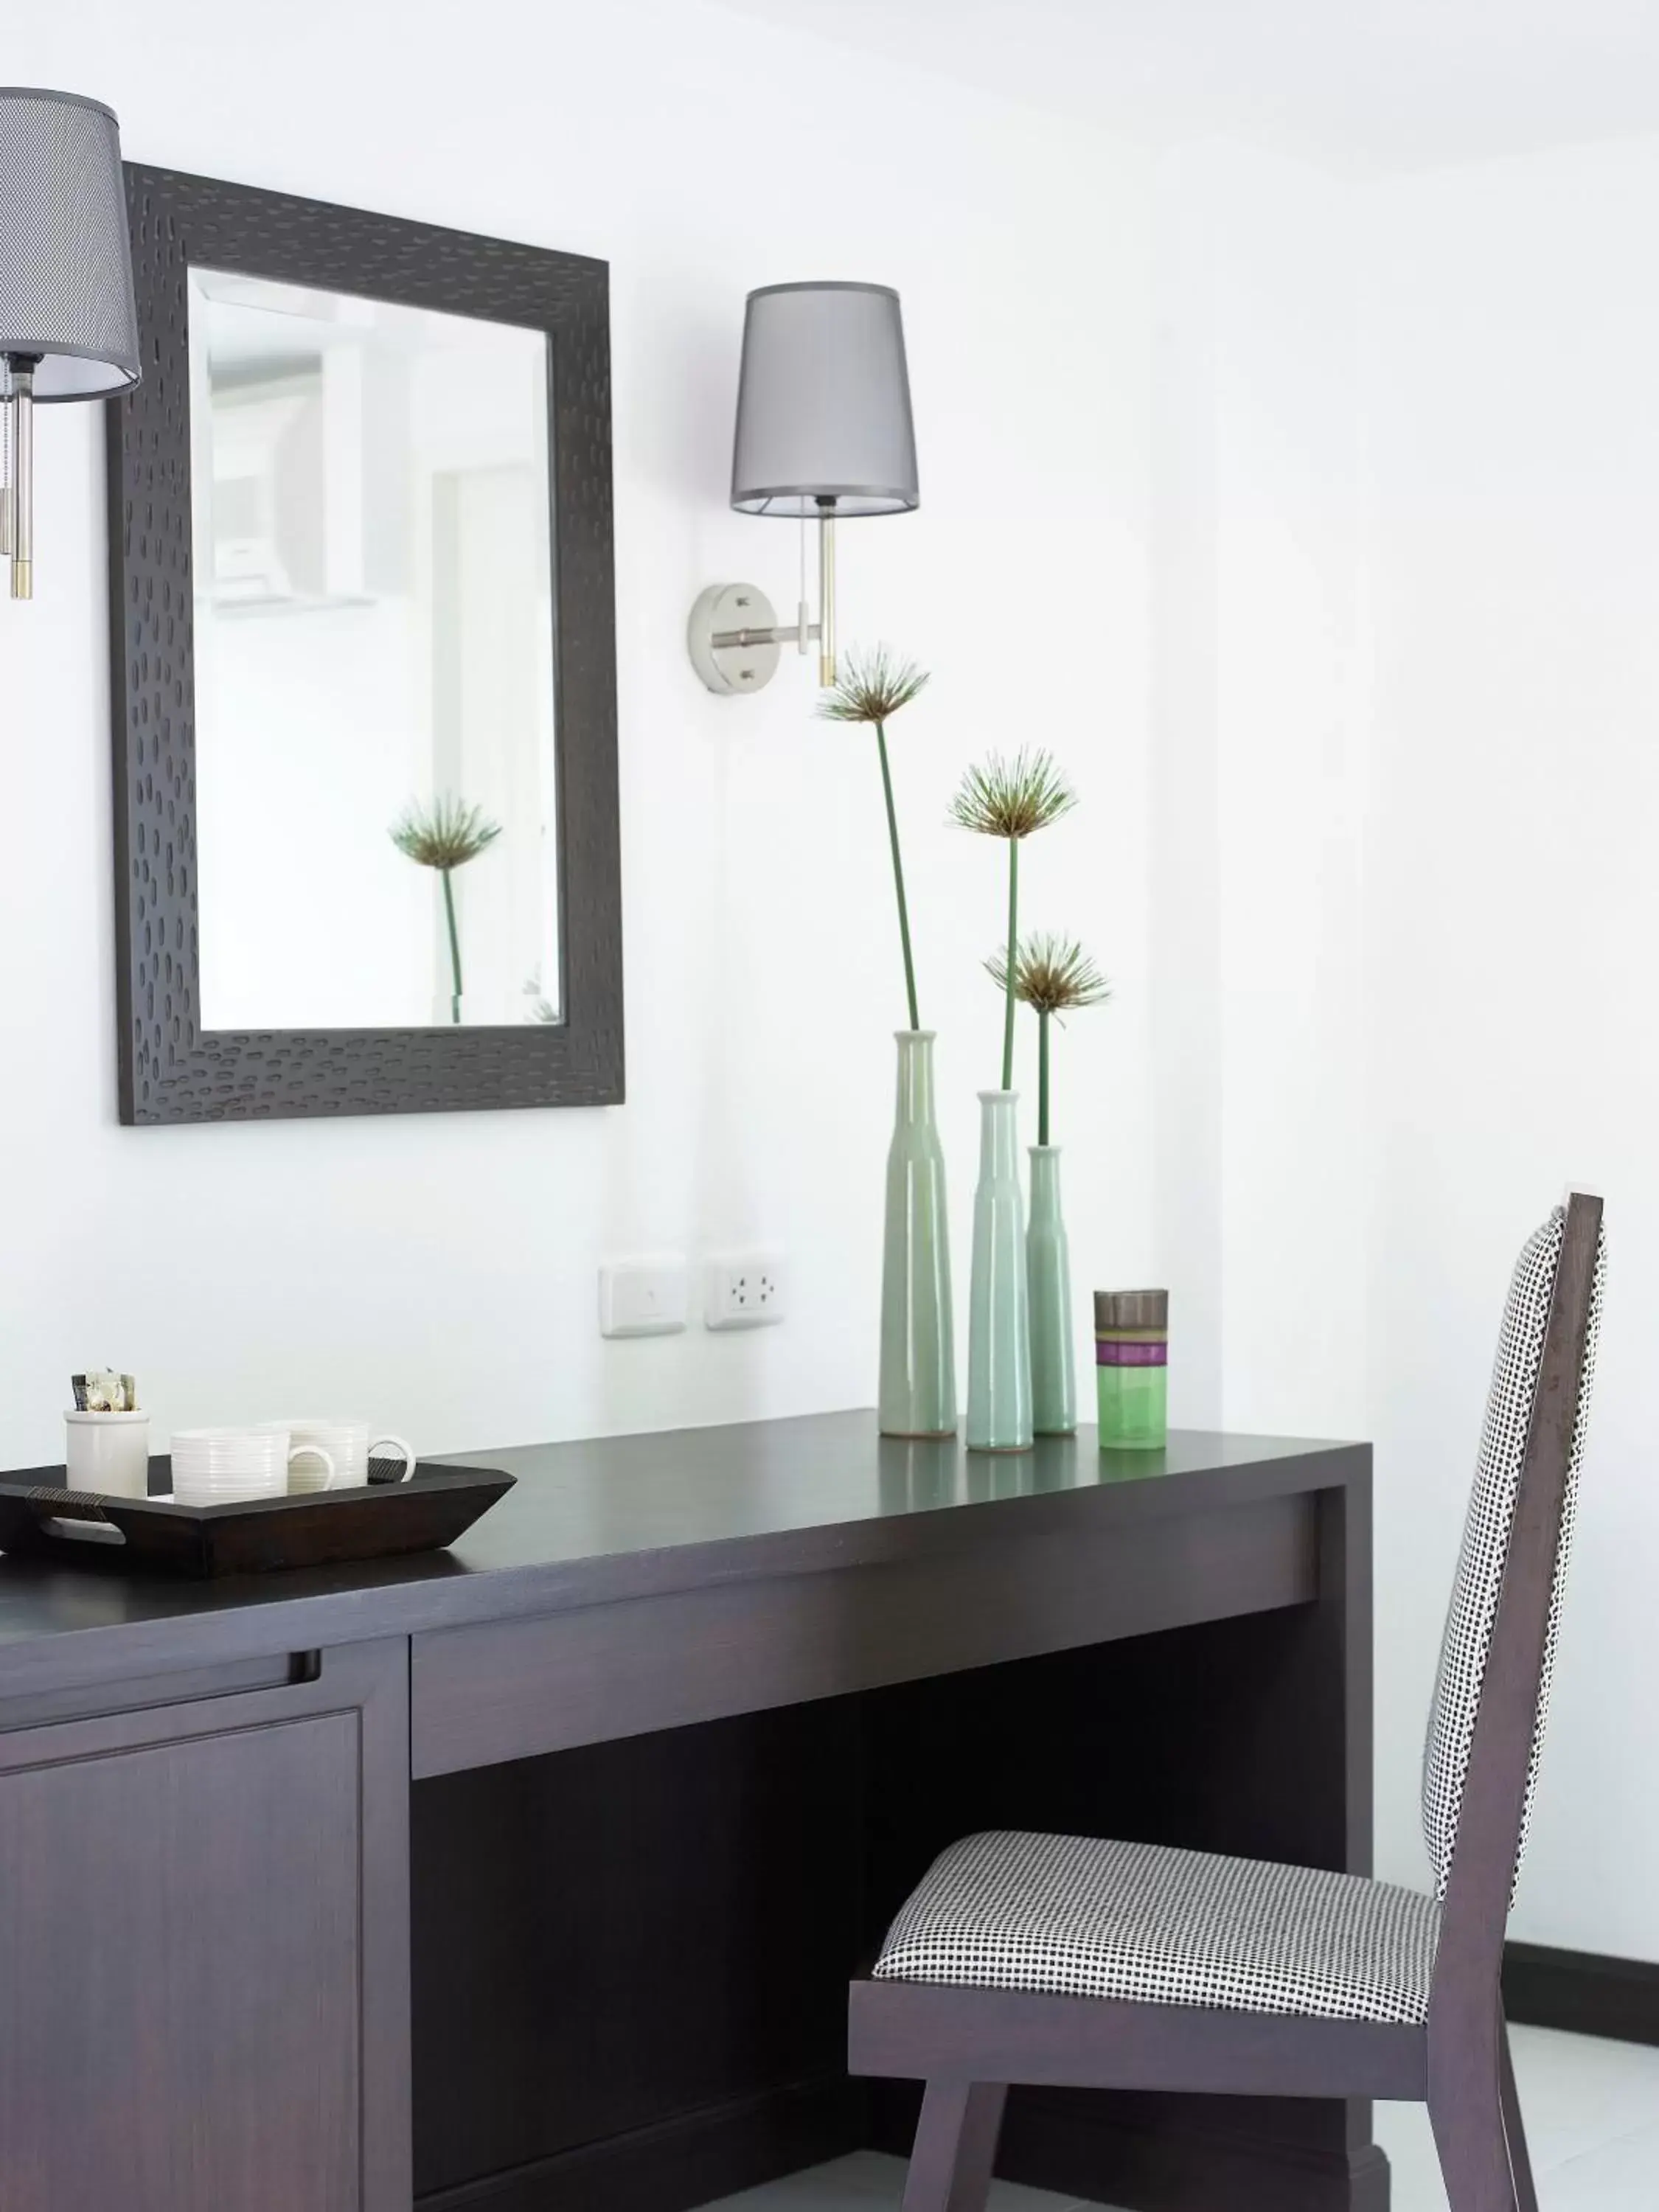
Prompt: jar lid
<box><xmin>1094</xmin><ymin>1287</ymin><xmax>1169</xmax><ymax>1333</ymax></box>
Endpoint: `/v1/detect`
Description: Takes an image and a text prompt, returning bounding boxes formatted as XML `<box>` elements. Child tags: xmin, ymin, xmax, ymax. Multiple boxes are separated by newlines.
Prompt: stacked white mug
<box><xmin>170</xmin><ymin>1427</ymin><xmax>334</xmax><ymax>1505</ymax></box>
<box><xmin>268</xmin><ymin>1419</ymin><xmax>417</xmax><ymax>1495</ymax></box>
<box><xmin>64</xmin><ymin>1408</ymin><xmax>151</xmax><ymax>1498</ymax></box>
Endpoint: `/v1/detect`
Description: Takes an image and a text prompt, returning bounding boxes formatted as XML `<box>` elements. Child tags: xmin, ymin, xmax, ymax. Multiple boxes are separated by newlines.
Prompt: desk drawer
<box><xmin>411</xmin><ymin>1492</ymin><xmax>1317</xmax><ymax>1778</ymax></box>
<box><xmin>0</xmin><ymin>1638</ymin><xmax>411</xmax><ymax>2212</ymax></box>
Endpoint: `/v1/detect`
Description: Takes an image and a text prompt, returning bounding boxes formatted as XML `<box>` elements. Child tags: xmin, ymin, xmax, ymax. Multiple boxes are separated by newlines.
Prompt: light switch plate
<box><xmin>598</xmin><ymin>1257</ymin><xmax>689</xmax><ymax>1338</ymax></box>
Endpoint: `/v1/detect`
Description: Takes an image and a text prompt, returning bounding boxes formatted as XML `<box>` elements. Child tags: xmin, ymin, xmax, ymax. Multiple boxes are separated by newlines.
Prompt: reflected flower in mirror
<box><xmin>389</xmin><ymin>796</ymin><xmax>503</xmax><ymax>1026</ymax></box>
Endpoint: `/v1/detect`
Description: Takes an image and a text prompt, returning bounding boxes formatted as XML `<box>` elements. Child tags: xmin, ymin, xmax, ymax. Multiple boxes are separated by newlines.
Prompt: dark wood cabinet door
<box><xmin>0</xmin><ymin>1638</ymin><xmax>409</xmax><ymax>2212</ymax></box>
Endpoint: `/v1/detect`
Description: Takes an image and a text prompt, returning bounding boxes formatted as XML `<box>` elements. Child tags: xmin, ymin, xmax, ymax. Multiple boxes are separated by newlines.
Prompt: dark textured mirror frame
<box><xmin>106</xmin><ymin>164</ymin><xmax>624</xmax><ymax>1124</ymax></box>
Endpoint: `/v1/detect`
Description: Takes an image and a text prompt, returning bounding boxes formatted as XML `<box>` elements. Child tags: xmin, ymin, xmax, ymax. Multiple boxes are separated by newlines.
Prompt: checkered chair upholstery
<box><xmin>872</xmin><ymin>1206</ymin><xmax>1604</xmax><ymax>2025</ymax></box>
<box><xmin>1422</xmin><ymin>1206</ymin><xmax>1606</xmax><ymax>1901</ymax></box>
<box><xmin>872</xmin><ymin>1832</ymin><xmax>1441</xmax><ymax>2023</ymax></box>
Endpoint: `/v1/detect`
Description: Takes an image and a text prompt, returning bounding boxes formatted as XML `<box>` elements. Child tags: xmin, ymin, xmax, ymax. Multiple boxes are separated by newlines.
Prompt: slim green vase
<box><xmin>967</xmin><ymin>1089</ymin><xmax>1033</xmax><ymax>1453</ymax></box>
<box><xmin>879</xmin><ymin>1032</ymin><xmax>956</xmax><ymax>1439</ymax></box>
<box><xmin>1027</xmin><ymin>1145</ymin><xmax>1076</xmax><ymax>1434</ymax></box>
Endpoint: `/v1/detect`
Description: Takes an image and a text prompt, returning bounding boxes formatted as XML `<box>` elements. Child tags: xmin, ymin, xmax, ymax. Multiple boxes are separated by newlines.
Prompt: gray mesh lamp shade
<box><xmin>728</xmin><ymin>282</ymin><xmax>916</xmax><ymax>686</ymax></box>
<box><xmin>687</xmin><ymin>281</ymin><xmax>919</xmax><ymax>693</ymax></box>
<box><xmin>0</xmin><ymin>88</ymin><xmax>141</xmax><ymax>599</ymax></box>
<box><xmin>731</xmin><ymin>282</ymin><xmax>918</xmax><ymax>518</ymax></box>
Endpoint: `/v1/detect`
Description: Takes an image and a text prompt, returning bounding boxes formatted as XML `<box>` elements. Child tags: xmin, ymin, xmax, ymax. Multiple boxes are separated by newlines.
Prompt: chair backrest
<box><xmin>1422</xmin><ymin>1195</ymin><xmax>1606</xmax><ymax>1907</ymax></box>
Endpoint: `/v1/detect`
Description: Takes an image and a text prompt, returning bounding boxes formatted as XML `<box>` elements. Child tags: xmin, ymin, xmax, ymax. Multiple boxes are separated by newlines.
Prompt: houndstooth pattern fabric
<box><xmin>872</xmin><ymin>1831</ymin><xmax>1442</xmax><ymax>2025</ymax></box>
<box><xmin>1421</xmin><ymin>1207</ymin><xmax>1607</xmax><ymax>1902</ymax></box>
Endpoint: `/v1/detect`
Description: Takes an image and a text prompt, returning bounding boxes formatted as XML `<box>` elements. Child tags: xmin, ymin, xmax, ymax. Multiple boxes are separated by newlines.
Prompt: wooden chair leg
<box><xmin>1429</xmin><ymin>2065</ymin><xmax>1520</xmax><ymax>2212</ymax></box>
<box><xmin>901</xmin><ymin>2081</ymin><xmax>1009</xmax><ymax>2212</ymax></box>
<box><xmin>1499</xmin><ymin>2013</ymin><xmax>1538</xmax><ymax>2212</ymax></box>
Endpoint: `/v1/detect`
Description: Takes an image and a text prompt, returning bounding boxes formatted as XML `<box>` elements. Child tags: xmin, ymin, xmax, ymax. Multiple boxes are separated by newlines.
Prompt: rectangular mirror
<box><xmin>109</xmin><ymin>168</ymin><xmax>621</xmax><ymax>1121</ymax></box>
<box><xmin>191</xmin><ymin>272</ymin><xmax>560</xmax><ymax>1032</ymax></box>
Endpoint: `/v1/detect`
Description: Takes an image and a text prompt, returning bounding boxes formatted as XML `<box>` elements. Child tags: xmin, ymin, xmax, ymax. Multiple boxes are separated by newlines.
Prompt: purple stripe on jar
<box><xmin>1096</xmin><ymin>1340</ymin><xmax>1168</xmax><ymax>1368</ymax></box>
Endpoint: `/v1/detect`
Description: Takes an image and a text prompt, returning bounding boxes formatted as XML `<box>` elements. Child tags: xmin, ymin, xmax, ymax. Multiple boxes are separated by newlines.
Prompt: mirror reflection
<box><xmin>188</xmin><ymin>268</ymin><xmax>560</xmax><ymax>1030</ymax></box>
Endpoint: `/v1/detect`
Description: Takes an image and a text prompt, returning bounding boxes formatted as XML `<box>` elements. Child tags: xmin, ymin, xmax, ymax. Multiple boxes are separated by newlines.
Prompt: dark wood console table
<box><xmin>0</xmin><ymin>1415</ymin><xmax>1380</xmax><ymax>2212</ymax></box>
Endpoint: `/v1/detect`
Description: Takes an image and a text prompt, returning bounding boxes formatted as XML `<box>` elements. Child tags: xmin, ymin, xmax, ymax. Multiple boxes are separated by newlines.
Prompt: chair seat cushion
<box><xmin>872</xmin><ymin>1831</ymin><xmax>1442</xmax><ymax>2026</ymax></box>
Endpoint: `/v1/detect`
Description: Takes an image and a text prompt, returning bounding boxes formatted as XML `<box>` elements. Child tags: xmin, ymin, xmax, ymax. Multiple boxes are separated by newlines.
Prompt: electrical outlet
<box><xmin>704</xmin><ymin>1251</ymin><xmax>786</xmax><ymax>1330</ymax></box>
<box><xmin>598</xmin><ymin>1257</ymin><xmax>689</xmax><ymax>1338</ymax></box>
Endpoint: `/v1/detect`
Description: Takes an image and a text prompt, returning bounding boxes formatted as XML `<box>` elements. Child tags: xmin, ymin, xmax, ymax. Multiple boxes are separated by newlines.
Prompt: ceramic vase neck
<box><xmin>977</xmin><ymin>1088</ymin><xmax>1020</xmax><ymax>1178</ymax></box>
<box><xmin>1029</xmin><ymin>1143</ymin><xmax>1063</xmax><ymax>1200</ymax></box>
<box><xmin>893</xmin><ymin>1029</ymin><xmax>937</xmax><ymax>1126</ymax></box>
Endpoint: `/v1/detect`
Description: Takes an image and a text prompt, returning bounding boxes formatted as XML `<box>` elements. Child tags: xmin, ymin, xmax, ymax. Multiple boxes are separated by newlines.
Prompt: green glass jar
<box><xmin>1095</xmin><ymin>1289</ymin><xmax>1169</xmax><ymax>1450</ymax></box>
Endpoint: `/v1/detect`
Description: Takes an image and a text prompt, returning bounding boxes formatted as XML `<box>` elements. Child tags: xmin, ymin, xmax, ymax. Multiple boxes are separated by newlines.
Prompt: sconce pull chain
<box><xmin>796</xmin><ymin>512</ymin><xmax>810</xmax><ymax>654</ymax></box>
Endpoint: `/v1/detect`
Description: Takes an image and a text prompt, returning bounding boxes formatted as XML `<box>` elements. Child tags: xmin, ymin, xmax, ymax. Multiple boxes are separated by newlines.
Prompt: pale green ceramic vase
<box><xmin>879</xmin><ymin>1032</ymin><xmax>956</xmax><ymax>1438</ymax></box>
<box><xmin>966</xmin><ymin>1089</ymin><xmax>1033</xmax><ymax>1453</ymax></box>
<box><xmin>1027</xmin><ymin>1144</ymin><xmax>1076</xmax><ymax>1435</ymax></box>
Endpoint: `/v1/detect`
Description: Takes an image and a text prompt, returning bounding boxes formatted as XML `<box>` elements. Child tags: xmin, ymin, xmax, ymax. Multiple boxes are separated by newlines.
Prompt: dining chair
<box><xmin>849</xmin><ymin>1192</ymin><xmax>1606</xmax><ymax>2212</ymax></box>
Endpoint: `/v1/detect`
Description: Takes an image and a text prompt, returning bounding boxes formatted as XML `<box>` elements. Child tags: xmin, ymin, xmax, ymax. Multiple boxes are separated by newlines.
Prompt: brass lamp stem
<box><xmin>816</xmin><ymin>505</ymin><xmax>836</xmax><ymax>686</ymax></box>
<box><xmin>5</xmin><ymin>355</ymin><xmax>35</xmax><ymax>600</ymax></box>
<box><xmin>0</xmin><ymin>374</ymin><xmax>11</xmax><ymax>560</ymax></box>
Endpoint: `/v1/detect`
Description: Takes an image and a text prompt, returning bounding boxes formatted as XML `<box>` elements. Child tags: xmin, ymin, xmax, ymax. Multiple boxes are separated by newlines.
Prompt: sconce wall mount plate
<box><xmin>687</xmin><ymin>582</ymin><xmax>784</xmax><ymax>695</ymax></box>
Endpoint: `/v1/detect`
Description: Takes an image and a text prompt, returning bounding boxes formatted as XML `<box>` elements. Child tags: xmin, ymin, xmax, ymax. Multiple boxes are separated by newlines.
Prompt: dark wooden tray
<box><xmin>0</xmin><ymin>1461</ymin><xmax>514</xmax><ymax>1578</ymax></box>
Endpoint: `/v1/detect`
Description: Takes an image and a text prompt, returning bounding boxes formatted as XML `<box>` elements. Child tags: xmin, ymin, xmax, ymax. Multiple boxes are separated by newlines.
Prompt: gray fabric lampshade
<box><xmin>731</xmin><ymin>282</ymin><xmax>918</xmax><ymax>518</ymax></box>
<box><xmin>0</xmin><ymin>88</ymin><xmax>139</xmax><ymax>399</ymax></box>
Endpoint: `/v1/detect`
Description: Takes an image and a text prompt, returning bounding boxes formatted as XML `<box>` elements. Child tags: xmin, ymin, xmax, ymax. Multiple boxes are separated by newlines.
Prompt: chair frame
<box><xmin>848</xmin><ymin>1192</ymin><xmax>1602</xmax><ymax>2212</ymax></box>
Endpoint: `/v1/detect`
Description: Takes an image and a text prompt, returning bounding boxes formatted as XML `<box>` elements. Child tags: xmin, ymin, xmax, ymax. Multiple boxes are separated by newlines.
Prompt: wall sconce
<box><xmin>0</xmin><ymin>88</ymin><xmax>141</xmax><ymax>600</ymax></box>
<box><xmin>688</xmin><ymin>281</ymin><xmax>917</xmax><ymax>695</ymax></box>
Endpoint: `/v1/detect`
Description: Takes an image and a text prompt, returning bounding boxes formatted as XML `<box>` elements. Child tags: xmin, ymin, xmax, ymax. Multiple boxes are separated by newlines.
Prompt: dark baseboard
<box><xmin>1504</xmin><ymin>1940</ymin><xmax>1659</xmax><ymax>2048</ymax></box>
<box><xmin>416</xmin><ymin>2076</ymin><xmax>865</xmax><ymax>2212</ymax></box>
<box><xmin>872</xmin><ymin>2081</ymin><xmax>1380</xmax><ymax>2212</ymax></box>
<box><xmin>998</xmin><ymin>2096</ymin><xmax>1386</xmax><ymax>2212</ymax></box>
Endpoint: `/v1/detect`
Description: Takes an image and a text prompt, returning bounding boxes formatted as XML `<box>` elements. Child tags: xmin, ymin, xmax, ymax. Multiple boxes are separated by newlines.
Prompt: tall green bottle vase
<box><xmin>966</xmin><ymin>1089</ymin><xmax>1033</xmax><ymax>1453</ymax></box>
<box><xmin>879</xmin><ymin>1031</ymin><xmax>957</xmax><ymax>1439</ymax></box>
<box><xmin>1027</xmin><ymin>1144</ymin><xmax>1076</xmax><ymax>1435</ymax></box>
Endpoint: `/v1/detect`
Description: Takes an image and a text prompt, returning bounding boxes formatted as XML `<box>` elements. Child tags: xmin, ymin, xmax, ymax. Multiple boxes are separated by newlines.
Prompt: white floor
<box><xmin>1375</xmin><ymin>2025</ymin><xmax>1659</xmax><ymax>2209</ymax></box>
<box><xmin>711</xmin><ymin>2028</ymin><xmax>1659</xmax><ymax>2212</ymax></box>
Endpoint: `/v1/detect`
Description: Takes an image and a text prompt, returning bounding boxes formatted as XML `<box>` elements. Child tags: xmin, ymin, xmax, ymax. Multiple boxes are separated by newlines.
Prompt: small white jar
<box><xmin>64</xmin><ymin>1409</ymin><xmax>151</xmax><ymax>1498</ymax></box>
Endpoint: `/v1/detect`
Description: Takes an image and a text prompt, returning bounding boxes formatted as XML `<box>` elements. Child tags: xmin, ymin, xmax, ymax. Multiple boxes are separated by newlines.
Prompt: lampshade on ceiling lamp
<box><xmin>688</xmin><ymin>281</ymin><xmax>918</xmax><ymax>695</ymax></box>
<box><xmin>0</xmin><ymin>88</ymin><xmax>141</xmax><ymax>600</ymax></box>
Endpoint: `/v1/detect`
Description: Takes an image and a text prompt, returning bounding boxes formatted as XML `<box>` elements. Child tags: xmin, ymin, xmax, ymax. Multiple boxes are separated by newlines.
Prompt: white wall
<box><xmin>1363</xmin><ymin>137</ymin><xmax>1659</xmax><ymax>1961</ymax></box>
<box><xmin>0</xmin><ymin>0</ymin><xmax>1155</xmax><ymax>1463</ymax></box>
<box><xmin>1150</xmin><ymin>144</ymin><xmax>1371</xmax><ymax>1441</ymax></box>
<box><xmin>1155</xmin><ymin>131</ymin><xmax>1659</xmax><ymax>1962</ymax></box>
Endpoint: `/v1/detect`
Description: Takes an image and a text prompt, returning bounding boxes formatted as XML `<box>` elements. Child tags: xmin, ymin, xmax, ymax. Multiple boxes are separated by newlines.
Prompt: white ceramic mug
<box><xmin>170</xmin><ymin>1426</ymin><xmax>335</xmax><ymax>1506</ymax></box>
<box><xmin>270</xmin><ymin>1419</ymin><xmax>416</xmax><ymax>1494</ymax></box>
<box><xmin>64</xmin><ymin>1409</ymin><xmax>151</xmax><ymax>1499</ymax></box>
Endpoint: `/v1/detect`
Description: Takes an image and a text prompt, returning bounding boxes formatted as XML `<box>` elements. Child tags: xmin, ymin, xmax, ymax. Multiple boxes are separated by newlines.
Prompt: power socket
<box><xmin>704</xmin><ymin>1251</ymin><xmax>786</xmax><ymax>1330</ymax></box>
